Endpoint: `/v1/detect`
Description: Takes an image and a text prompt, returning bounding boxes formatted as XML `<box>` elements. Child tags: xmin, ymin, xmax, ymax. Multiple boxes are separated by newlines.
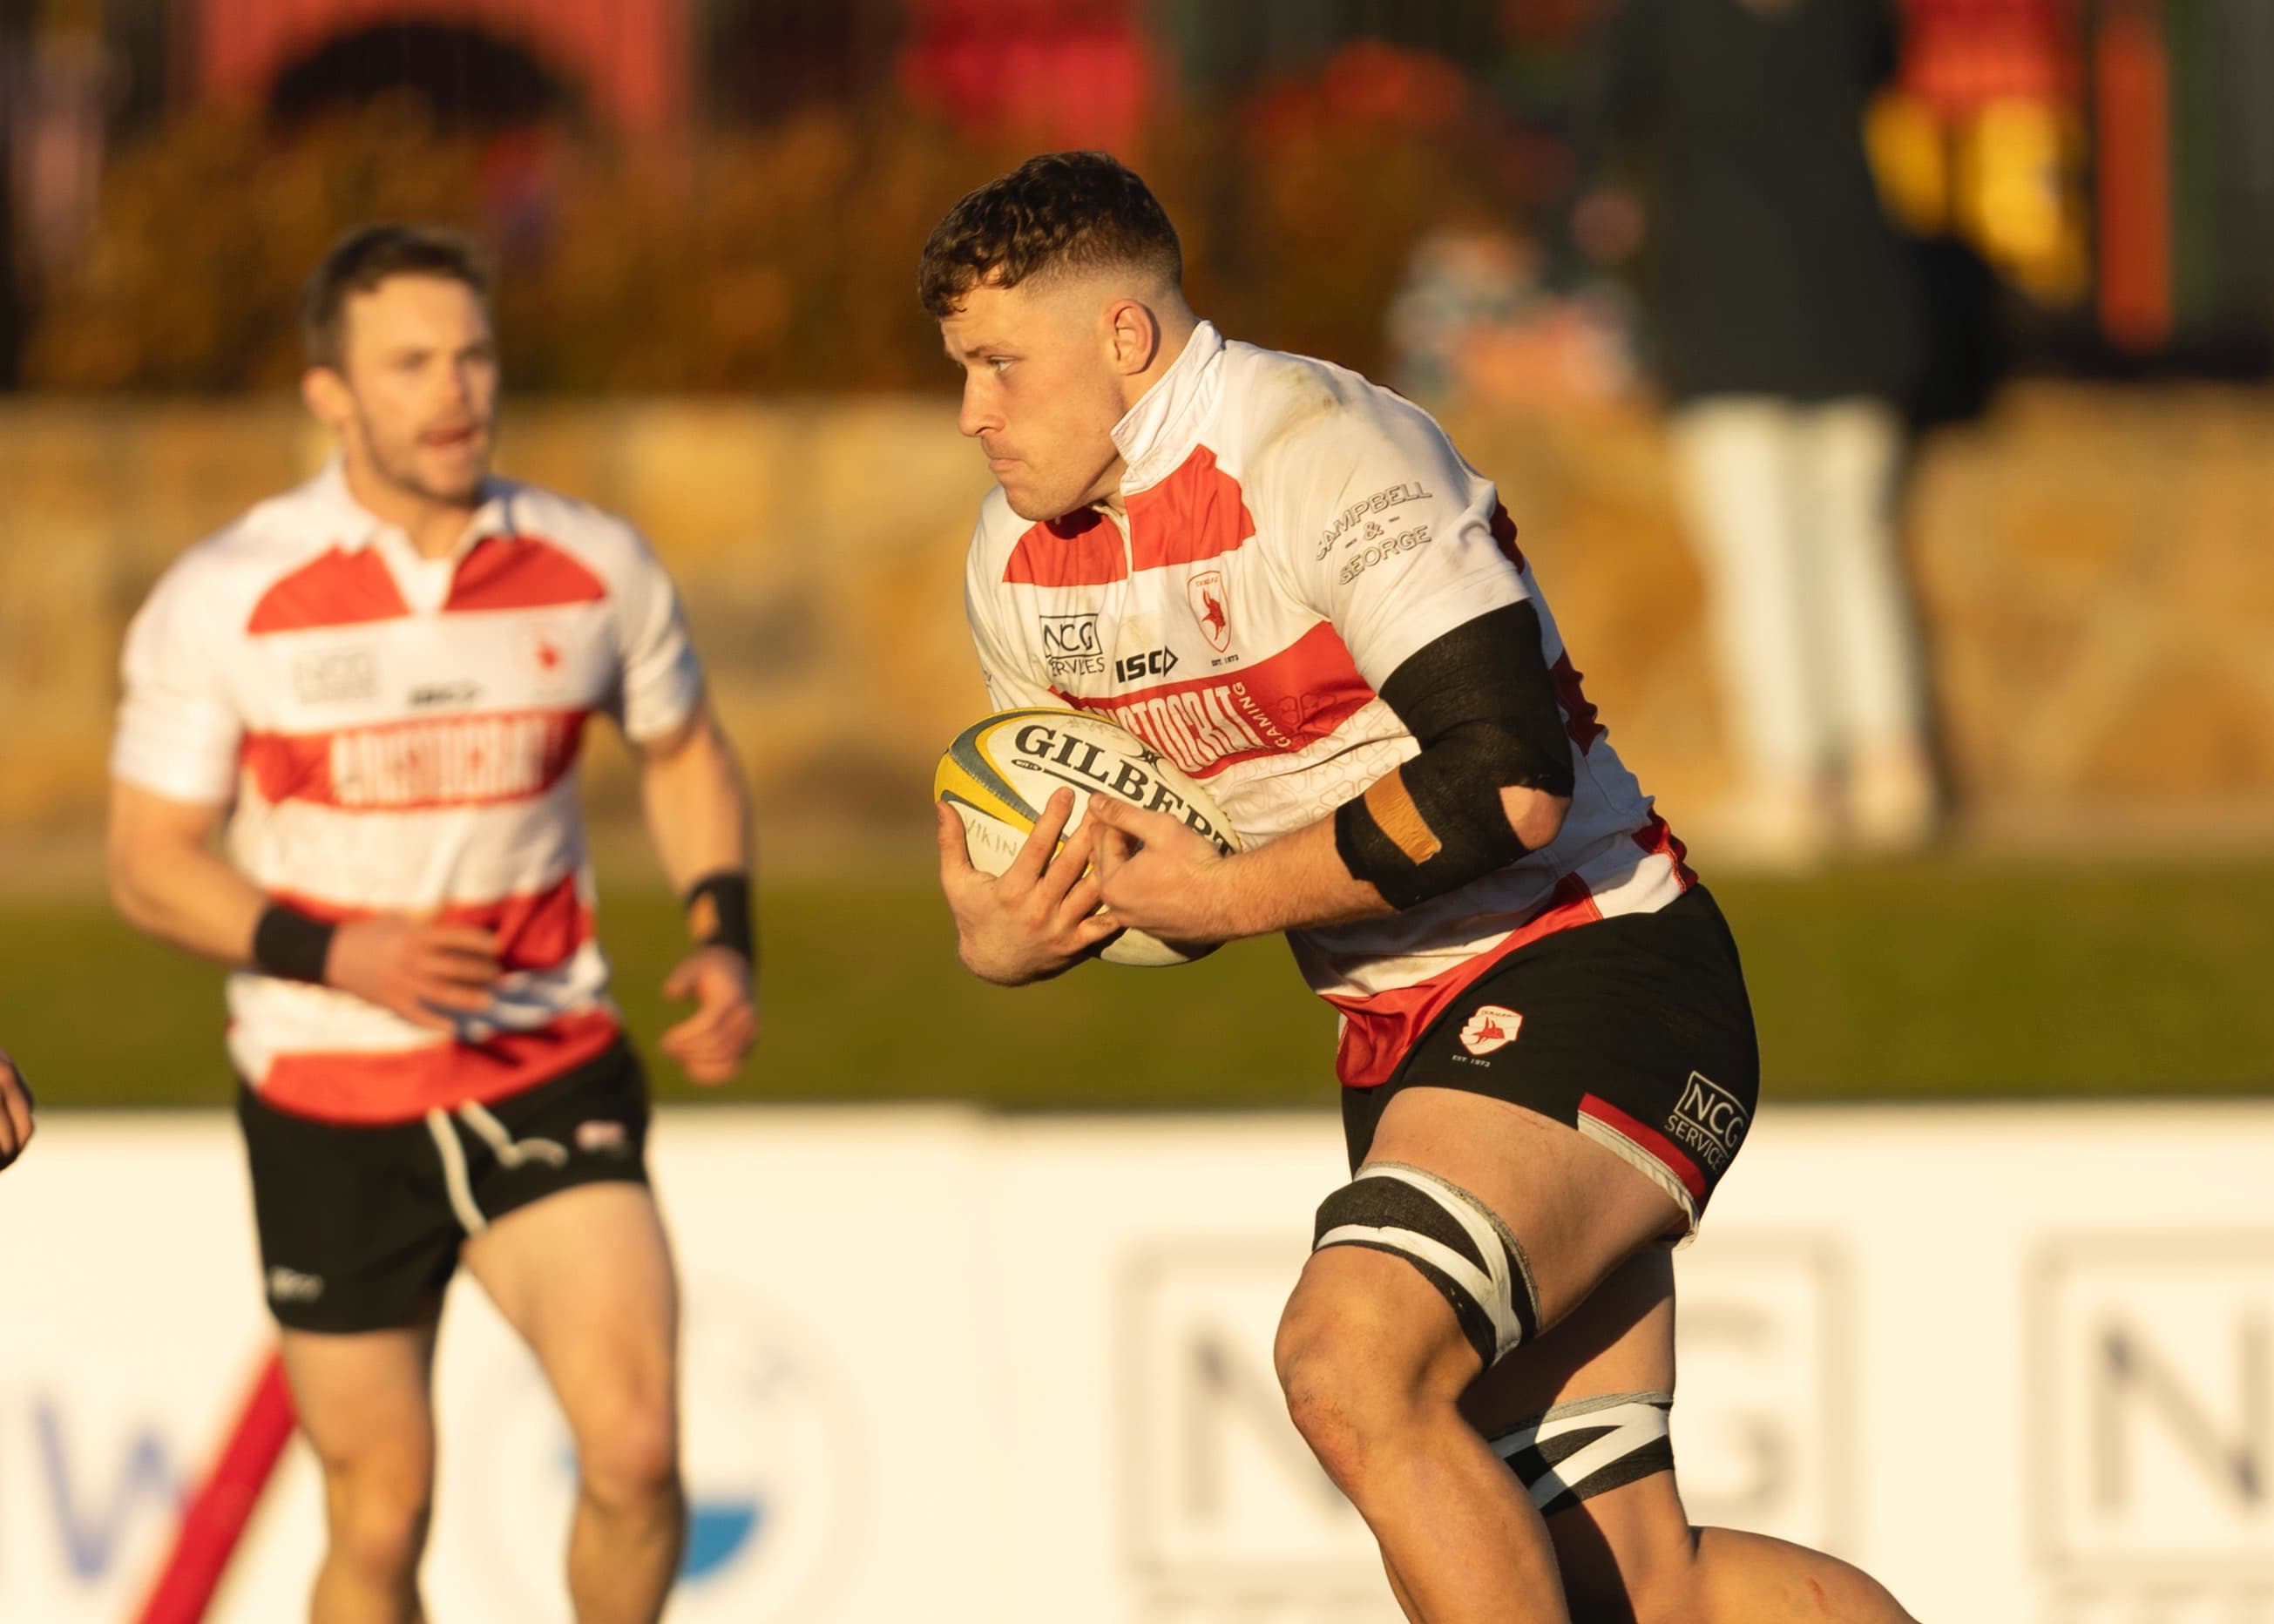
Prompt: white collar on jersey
<box><xmin>308</xmin><ymin>456</ymin><xmax>519</xmax><ymax>558</ymax></box>
<box><xmin>1109</xmin><ymin>319</ymin><xmax>1226</xmax><ymax>493</ymax></box>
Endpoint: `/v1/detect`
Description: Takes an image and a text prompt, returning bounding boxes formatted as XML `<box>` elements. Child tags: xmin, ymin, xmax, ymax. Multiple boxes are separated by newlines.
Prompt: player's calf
<box><xmin>1540</xmin><ymin>1476</ymin><xmax>1921</xmax><ymax>1624</ymax></box>
<box><xmin>1528</xmin><ymin>1471</ymin><xmax>1700</xmax><ymax>1624</ymax></box>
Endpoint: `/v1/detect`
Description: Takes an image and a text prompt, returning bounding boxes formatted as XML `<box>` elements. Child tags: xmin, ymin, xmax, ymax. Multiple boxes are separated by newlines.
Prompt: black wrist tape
<box><xmin>1335</xmin><ymin>602</ymin><xmax>1576</xmax><ymax>910</ymax></box>
<box><xmin>253</xmin><ymin>902</ymin><xmax>335</xmax><ymax>984</ymax></box>
<box><xmin>1337</xmin><ymin>767</ymin><xmax>1533</xmax><ymax>910</ymax></box>
<box><xmin>685</xmin><ymin>871</ymin><xmax>755</xmax><ymax>964</ymax></box>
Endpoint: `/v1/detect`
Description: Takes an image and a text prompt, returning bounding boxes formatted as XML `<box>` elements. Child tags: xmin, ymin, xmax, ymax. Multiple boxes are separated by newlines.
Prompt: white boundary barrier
<box><xmin>2</xmin><ymin>1102</ymin><xmax>2270</xmax><ymax>1622</ymax></box>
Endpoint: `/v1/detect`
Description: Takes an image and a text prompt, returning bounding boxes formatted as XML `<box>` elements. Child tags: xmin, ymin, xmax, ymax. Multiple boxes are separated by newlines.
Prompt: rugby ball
<box><xmin>936</xmin><ymin>708</ymin><xmax>1244</xmax><ymax>967</ymax></box>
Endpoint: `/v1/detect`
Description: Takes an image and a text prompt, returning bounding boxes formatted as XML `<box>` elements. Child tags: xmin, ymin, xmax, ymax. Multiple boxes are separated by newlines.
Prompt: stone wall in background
<box><xmin>3</xmin><ymin>385</ymin><xmax>2270</xmax><ymax>856</ymax></box>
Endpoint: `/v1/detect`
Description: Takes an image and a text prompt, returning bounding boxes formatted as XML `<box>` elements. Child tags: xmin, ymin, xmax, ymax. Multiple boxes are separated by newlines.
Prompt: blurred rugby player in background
<box><xmin>106</xmin><ymin>225</ymin><xmax>756</xmax><ymax>1624</ymax></box>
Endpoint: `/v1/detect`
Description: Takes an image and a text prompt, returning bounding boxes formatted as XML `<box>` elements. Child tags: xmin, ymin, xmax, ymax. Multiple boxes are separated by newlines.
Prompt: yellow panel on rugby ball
<box><xmin>936</xmin><ymin>708</ymin><xmax>1242</xmax><ymax>967</ymax></box>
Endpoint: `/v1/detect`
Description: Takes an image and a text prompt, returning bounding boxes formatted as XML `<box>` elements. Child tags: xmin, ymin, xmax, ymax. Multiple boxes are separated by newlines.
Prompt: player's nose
<box><xmin>957</xmin><ymin>378</ymin><xmax>998</xmax><ymax>440</ymax></box>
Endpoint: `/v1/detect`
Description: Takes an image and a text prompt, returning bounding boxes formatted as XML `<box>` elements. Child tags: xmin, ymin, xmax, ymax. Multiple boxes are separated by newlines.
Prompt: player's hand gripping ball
<box><xmin>935</xmin><ymin>709</ymin><xmax>1242</xmax><ymax>966</ymax></box>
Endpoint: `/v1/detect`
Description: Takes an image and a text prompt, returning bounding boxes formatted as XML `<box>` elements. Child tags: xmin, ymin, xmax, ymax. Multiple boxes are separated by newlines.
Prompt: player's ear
<box><xmin>1104</xmin><ymin>297</ymin><xmax>1161</xmax><ymax>377</ymax></box>
<box><xmin>301</xmin><ymin>366</ymin><xmax>349</xmax><ymax>430</ymax></box>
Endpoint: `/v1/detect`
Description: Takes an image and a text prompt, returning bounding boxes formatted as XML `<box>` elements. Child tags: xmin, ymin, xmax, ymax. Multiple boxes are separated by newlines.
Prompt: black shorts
<box><xmin>236</xmin><ymin>1040</ymin><xmax>653</xmax><ymax>1333</ymax></box>
<box><xmin>1342</xmin><ymin>885</ymin><xmax>1758</xmax><ymax>1236</ymax></box>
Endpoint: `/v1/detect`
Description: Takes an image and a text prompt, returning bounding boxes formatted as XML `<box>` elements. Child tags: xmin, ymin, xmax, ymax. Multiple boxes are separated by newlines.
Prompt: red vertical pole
<box><xmin>132</xmin><ymin>1351</ymin><xmax>298</xmax><ymax>1624</ymax></box>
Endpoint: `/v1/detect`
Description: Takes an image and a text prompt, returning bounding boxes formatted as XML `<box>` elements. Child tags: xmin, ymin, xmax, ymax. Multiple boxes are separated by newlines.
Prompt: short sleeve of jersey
<box><xmin>1274</xmin><ymin>399</ymin><xmax>1530</xmax><ymax>687</ymax></box>
<box><xmin>610</xmin><ymin>528</ymin><xmax>705</xmax><ymax>743</ymax></box>
<box><xmin>964</xmin><ymin>521</ymin><xmax>1058</xmax><ymax>713</ymax></box>
<box><xmin>111</xmin><ymin>555</ymin><xmax>245</xmax><ymax>805</ymax></box>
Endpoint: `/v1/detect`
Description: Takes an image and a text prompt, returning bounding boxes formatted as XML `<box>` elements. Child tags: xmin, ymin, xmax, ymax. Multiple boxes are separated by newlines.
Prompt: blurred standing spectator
<box><xmin>1583</xmin><ymin>0</ymin><xmax>1939</xmax><ymax>865</ymax></box>
<box><xmin>0</xmin><ymin>0</ymin><xmax>32</xmax><ymax>380</ymax></box>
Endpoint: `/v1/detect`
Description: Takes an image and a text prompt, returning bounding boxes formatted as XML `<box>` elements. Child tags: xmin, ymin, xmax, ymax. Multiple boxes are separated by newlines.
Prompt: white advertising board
<box><xmin>1</xmin><ymin>1101</ymin><xmax>2269</xmax><ymax>1622</ymax></box>
<box><xmin>0</xmin><ymin>1109</ymin><xmax>999</xmax><ymax>1624</ymax></box>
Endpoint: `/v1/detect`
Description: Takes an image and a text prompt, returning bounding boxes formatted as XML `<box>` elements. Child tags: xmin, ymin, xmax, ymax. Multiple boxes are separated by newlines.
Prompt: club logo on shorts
<box><xmin>1666</xmin><ymin>1071</ymin><xmax>1749</xmax><ymax>1172</ymax></box>
<box><xmin>1458</xmin><ymin>1005</ymin><xmax>1523</xmax><ymax>1057</ymax></box>
<box><xmin>267</xmin><ymin>1266</ymin><xmax>325</xmax><ymax>1303</ymax></box>
<box><xmin>575</xmin><ymin>1119</ymin><xmax>630</xmax><ymax>1156</ymax></box>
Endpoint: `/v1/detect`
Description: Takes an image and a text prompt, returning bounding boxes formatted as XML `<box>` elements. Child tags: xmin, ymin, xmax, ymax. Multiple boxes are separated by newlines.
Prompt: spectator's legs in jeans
<box><xmin>1672</xmin><ymin>397</ymin><xmax>1833</xmax><ymax>866</ymax></box>
<box><xmin>1797</xmin><ymin>401</ymin><xmax>1939</xmax><ymax>851</ymax></box>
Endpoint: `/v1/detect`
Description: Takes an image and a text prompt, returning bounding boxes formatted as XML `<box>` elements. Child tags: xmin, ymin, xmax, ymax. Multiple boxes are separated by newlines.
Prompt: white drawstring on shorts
<box><xmin>423</xmin><ymin>1103</ymin><xmax>567</xmax><ymax>1235</ymax></box>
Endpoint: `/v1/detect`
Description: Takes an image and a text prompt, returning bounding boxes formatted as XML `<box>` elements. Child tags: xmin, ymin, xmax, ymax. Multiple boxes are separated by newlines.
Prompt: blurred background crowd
<box><xmin>10</xmin><ymin>0</ymin><xmax>2273</xmax><ymax>391</ymax></box>
<box><xmin>2</xmin><ymin>0</ymin><xmax>2271</xmax><ymax>1103</ymax></box>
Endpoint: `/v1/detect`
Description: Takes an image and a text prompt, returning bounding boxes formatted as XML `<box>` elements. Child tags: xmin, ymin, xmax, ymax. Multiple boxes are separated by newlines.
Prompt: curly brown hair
<box><xmin>301</xmin><ymin>223</ymin><xmax>491</xmax><ymax>370</ymax></box>
<box><xmin>917</xmin><ymin>152</ymin><xmax>1181</xmax><ymax>320</ymax></box>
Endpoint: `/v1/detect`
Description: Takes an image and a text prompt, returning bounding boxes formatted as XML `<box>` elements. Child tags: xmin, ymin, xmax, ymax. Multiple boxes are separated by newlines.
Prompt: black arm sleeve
<box><xmin>1333</xmin><ymin>601</ymin><xmax>1576</xmax><ymax>910</ymax></box>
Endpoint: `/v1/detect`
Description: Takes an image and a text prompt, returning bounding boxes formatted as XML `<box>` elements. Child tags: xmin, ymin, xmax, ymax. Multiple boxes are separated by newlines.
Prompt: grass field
<box><xmin>5</xmin><ymin>852</ymin><xmax>2269</xmax><ymax>1111</ymax></box>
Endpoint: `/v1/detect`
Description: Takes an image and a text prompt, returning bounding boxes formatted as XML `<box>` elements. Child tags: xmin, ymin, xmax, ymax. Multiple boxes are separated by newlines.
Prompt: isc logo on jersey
<box><xmin>935</xmin><ymin>708</ymin><xmax>1242</xmax><ymax>966</ymax></box>
<box><xmin>1114</xmin><ymin>647</ymin><xmax>1178</xmax><ymax>683</ymax></box>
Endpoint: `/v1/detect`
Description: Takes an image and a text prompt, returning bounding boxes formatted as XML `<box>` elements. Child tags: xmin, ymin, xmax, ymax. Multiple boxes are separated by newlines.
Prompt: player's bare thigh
<box><xmin>278</xmin><ymin>1310</ymin><xmax>443</xmax><ymax>1539</ymax></box>
<box><xmin>1343</xmin><ymin>1084</ymin><xmax>1686</xmax><ymax>1328</ymax></box>
<box><xmin>1276</xmin><ymin>1085</ymin><xmax>1685</xmax><ymax>1475</ymax></box>
<box><xmin>1342</xmin><ymin>1089</ymin><xmax>1697</xmax><ymax>1596</ymax></box>
<box><xmin>458</xmin><ymin>1182</ymin><xmax>680</xmax><ymax>1448</ymax></box>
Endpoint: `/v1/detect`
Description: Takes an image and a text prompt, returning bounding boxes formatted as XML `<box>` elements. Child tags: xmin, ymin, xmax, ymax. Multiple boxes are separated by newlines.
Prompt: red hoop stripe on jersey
<box><xmin>1579</xmin><ymin>1092</ymin><xmax>1709</xmax><ymax>1204</ymax></box>
<box><xmin>1630</xmin><ymin>813</ymin><xmax>1697</xmax><ymax>889</ymax></box>
<box><xmin>1127</xmin><ymin>445</ymin><xmax>1255</xmax><ymax>571</ymax></box>
<box><xmin>1059</xmin><ymin>620</ymin><xmax>1376</xmax><ymax>779</ymax></box>
<box><xmin>1490</xmin><ymin>502</ymin><xmax>1525</xmax><ymax>572</ymax></box>
<box><xmin>1329</xmin><ymin>873</ymin><xmax>1605</xmax><ymax>1091</ymax></box>
<box><xmin>445</xmin><ymin>534</ymin><xmax>609</xmax><ymax>613</ymax></box>
<box><xmin>270</xmin><ymin>870</ymin><xmax>592</xmax><ymax>974</ymax></box>
<box><xmin>258</xmin><ymin>1008</ymin><xmax>622</xmax><ymax>1125</ymax></box>
<box><xmin>240</xmin><ymin>707</ymin><xmax>590</xmax><ymax>811</ymax></box>
<box><xmin>245</xmin><ymin>545</ymin><xmax>411</xmax><ymax>634</ymax></box>
<box><xmin>1004</xmin><ymin>507</ymin><xmax>1127</xmax><ymax>587</ymax></box>
<box><xmin>1551</xmin><ymin>653</ymin><xmax>1605</xmax><ymax>754</ymax></box>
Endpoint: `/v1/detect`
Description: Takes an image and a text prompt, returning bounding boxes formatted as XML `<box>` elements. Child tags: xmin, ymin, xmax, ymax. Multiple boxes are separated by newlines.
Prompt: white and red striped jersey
<box><xmin>111</xmin><ymin>462</ymin><xmax>703</xmax><ymax>1124</ymax></box>
<box><xmin>963</xmin><ymin>321</ymin><xmax>1695</xmax><ymax>1088</ymax></box>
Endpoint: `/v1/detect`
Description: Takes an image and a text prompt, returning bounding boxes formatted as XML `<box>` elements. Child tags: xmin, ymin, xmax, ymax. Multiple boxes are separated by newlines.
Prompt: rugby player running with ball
<box><xmin>108</xmin><ymin>226</ymin><xmax>755</xmax><ymax>1624</ymax></box>
<box><xmin>927</xmin><ymin>153</ymin><xmax>1917</xmax><ymax>1624</ymax></box>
